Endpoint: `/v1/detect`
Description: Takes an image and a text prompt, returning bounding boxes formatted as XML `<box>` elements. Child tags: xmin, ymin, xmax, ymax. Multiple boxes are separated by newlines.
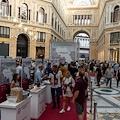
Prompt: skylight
<box><xmin>73</xmin><ymin>0</ymin><xmax>92</xmax><ymax>6</ymax></box>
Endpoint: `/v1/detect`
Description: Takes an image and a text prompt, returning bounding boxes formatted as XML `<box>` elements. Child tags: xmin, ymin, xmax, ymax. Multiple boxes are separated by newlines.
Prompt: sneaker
<box><xmin>67</xmin><ymin>106</ymin><xmax>71</xmax><ymax>111</ymax></box>
<box><xmin>59</xmin><ymin>109</ymin><xmax>65</xmax><ymax>114</ymax></box>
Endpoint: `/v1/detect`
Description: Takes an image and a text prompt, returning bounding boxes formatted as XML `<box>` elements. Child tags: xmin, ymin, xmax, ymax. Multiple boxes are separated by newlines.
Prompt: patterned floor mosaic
<box><xmin>87</xmin><ymin>76</ymin><xmax>120</xmax><ymax>120</ymax></box>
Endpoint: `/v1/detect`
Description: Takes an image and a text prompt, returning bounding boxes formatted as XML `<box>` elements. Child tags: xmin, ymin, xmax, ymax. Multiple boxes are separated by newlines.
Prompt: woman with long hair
<box><xmin>59</xmin><ymin>71</ymin><xmax>75</xmax><ymax>113</ymax></box>
<box><xmin>10</xmin><ymin>73</ymin><xmax>20</xmax><ymax>89</ymax></box>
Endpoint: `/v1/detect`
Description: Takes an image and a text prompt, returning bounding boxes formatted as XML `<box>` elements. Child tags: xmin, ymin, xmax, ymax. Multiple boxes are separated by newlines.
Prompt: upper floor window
<box><xmin>37</xmin><ymin>32</ymin><xmax>46</xmax><ymax>42</ymax></box>
<box><xmin>1</xmin><ymin>0</ymin><xmax>9</xmax><ymax>16</ymax></box>
<box><xmin>37</xmin><ymin>7</ymin><xmax>47</xmax><ymax>23</ymax></box>
<box><xmin>21</xmin><ymin>3</ymin><xmax>28</xmax><ymax>20</ymax></box>
<box><xmin>110</xmin><ymin>32</ymin><xmax>120</xmax><ymax>44</ymax></box>
<box><xmin>0</xmin><ymin>26</ymin><xmax>10</xmax><ymax>38</ymax></box>
<box><xmin>73</xmin><ymin>15</ymin><xmax>92</xmax><ymax>25</ymax></box>
<box><xmin>114</xmin><ymin>6</ymin><xmax>120</xmax><ymax>22</ymax></box>
<box><xmin>111</xmin><ymin>5</ymin><xmax>120</xmax><ymax>23</ymax></box>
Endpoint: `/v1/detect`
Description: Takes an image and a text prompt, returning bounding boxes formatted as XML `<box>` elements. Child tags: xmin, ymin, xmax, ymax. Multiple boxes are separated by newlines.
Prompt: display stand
<box><xmin>44</xmin><ymin>80</ymin><xmax>52</xmax><ymax>104</ymax></box>
<box><xmin>0</xmin><ymin>96</ymin><xmax>31</xmax><ymax>120</ymax></box>
<box><xmin>30</xmin><ymin>86</ymin><xmax>46</xmax><ymax>119</ymax></box>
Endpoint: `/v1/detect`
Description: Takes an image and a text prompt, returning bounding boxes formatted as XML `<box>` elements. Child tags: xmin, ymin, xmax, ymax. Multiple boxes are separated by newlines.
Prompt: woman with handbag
<box><xmin>59</xmin><ymin>71</ymin><xmax>75</xmax><ymax>114</ymax></box>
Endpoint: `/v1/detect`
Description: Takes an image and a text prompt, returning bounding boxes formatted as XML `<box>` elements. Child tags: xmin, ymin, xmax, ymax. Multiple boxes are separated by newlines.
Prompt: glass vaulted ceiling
<box><xmin>73</xmin><ymin>0</ymin><xmax>92</xmax><ymax>6</ymax></box>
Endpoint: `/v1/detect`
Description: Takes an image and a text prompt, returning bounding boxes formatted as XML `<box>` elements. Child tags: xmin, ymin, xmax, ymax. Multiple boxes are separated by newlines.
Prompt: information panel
<box><xmin>0</xmin><ymin>59</ymin><xmax>16</xmax><ymax>85</ymax></box>
<box><xmin>49</xmin><ymin>41</ymin><xmax>77</xmax><ymax>63</ymax></box>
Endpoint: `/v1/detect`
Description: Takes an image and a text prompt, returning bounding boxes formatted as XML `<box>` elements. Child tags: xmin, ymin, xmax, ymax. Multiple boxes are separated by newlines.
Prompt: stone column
<box><xmin>76</xmin><ymin>15</ymin><xmax>78</xmax><ymax>24</ymax></box>
<box><xmin>45</xmin><ymin>33</ymin><xmax>51</xmax><ymax>59</ymax></box>
<box><xmin>10</xmin><ymin>28</ymin><xmax>17</xmax><ymax>58</ymax></box>
<box><xmin>89</xmin><ymin>42</ymin><xmax>97</xmax><ymax>60</ymax></box>
<box><xmin>15</xmin><ymin>0</ymin><xmax>18</xmax><ymax>18</ymax></box>
<box><xmin>53</xmin><ymin>14</ymin><xmax>55</xmax><ymax>28</ymax></box>
<box><xmin>104</xmin><ymin>34</ymin><xmax>110</xmax><ymax>62</ymax></box>
<box><xmin>86</xmin><ymin>15</ymin><xmax>88</xmax><ymax>25</ymax></box>
<box><xmin>30</xmin><ymin>32</ymin><xmax>36</xmax><ymax>59</ymax></box>
<box><xmin>72</xmin><ymin>15</ymin><xmax>74</xmax><ymax>24</ymax></box>
<box><xmin>35</xmin><ymin>3</ymin><xmax>37</xmax><ymax>21</ymax></box>
<box><xmin>12</xmin><ymin>0</ymin><xmax>14</xmax><ymax>17</ymax></box>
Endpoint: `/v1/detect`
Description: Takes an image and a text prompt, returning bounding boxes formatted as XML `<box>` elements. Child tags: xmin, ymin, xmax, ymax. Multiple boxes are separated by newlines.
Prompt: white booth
<box><xmin>44</xmin><ymin>80</ymin><xmax>52</xmax><ymax>104</ymax></box>
<box><xmin>0</xmin><ymin>96</ymin><xmax>31</xmax><ymax>120</ymax></box>
<box><xmin>30</xmin><ymin>86</ymin><xmax>46</xmax><ymax>119</ymax></box>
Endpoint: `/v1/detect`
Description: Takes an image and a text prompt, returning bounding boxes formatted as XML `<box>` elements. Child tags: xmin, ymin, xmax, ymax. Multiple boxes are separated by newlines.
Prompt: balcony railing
<box><xmin>0</xmin><ymin>15</ymin><xmax>51</xmax><ymax>28</ymax></box>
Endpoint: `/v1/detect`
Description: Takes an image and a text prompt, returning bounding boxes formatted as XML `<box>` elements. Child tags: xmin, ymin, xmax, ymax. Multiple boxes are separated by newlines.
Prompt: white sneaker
<box><xmin>59</xmin><ymin>109</ymin><xmax>65</xmax><ymax>114</ymax></box>
<box><xmin>67</xmin><ymin>106</ymin><xmax>71</xmax><ymax>111</ymax></box>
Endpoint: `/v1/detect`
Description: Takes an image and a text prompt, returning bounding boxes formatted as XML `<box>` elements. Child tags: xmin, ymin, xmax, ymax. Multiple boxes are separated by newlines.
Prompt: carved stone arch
<box><xmin>16</xmin><ymin>31</ymin><xmax>31</xmax><ymax>41</ymax></box>
<box><xmin>16</xmin><ymin>32</ymin><xmax>31</xmax><ymax>57</ymax></box>
<box><xmin>73</xmin><ymin>29</ymin><xmax>91</xmax><ymax>39</ymax></box>
<box><xmin>20</xmin><ymin>0</ymin><xmax>30</xmax><ymax>8</ymax></box>
<box><xmin>37</xmin><ymin>6</ymin><xmax>46</xmax><ymax>12</ymax></box>
<box><xmin>111</xmin><ymin>4</ymin><xmax>120</xmax><ymax>12</ymax></box>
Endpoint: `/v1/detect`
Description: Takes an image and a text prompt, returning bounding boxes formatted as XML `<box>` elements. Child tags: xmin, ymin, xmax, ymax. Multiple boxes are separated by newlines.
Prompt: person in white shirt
<box><xmin>16</xmin><ymin>62</ymin><xmax>22</xmax><ymax>77</ymax></box>
<box><xmin>16</xmin><ymin>62</ymin><xmax>22</xmax><ymax>86</ymax></box>
<box><xmin>49</xmin><ymin>65</ymin><xmax>63</xmax><ymax>109</ymax></box>
<box><xmin>59</xmin><ymin>71</ymin><xmax>75</xmax><ymax>113</ymax></box>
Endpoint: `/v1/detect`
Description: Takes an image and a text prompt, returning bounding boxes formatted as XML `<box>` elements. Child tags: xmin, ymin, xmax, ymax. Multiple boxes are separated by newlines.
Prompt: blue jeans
<box><xmin>51</xmin><ymin>87</ymin><xmax>62</xmax><ymax>106</ymax></box>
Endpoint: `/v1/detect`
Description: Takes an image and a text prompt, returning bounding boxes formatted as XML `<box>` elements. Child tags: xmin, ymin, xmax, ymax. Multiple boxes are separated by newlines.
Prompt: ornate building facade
<box><xmin>0</xmin><ymin>0</ymin><xmax>120</xmax><ymax>62</ymax></box>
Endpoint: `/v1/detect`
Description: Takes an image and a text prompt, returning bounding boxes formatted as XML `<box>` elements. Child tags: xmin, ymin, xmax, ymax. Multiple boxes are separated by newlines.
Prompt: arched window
<box><xmin>114</xmin><ymin>6</ymin><xmax>120</xmax><ymax>22</ymax></box>
<box><xmin>38</xmin><ymin>7</ymin><xmax>47</xmax><ymax>23</ymax></box>
<box><xmin>1</xmin><ymin>0</ymin><xmax>9</xmax><ymax>16</ymax></box>
<box><xmin>21</xmin><ymin>3</ymin><xmax>28</xmax><ymax>20</ymax></box>
<box><xmin>38</xmin><ymin>7</ymin><xmax>44</xmax><ymax>23</ymax></box>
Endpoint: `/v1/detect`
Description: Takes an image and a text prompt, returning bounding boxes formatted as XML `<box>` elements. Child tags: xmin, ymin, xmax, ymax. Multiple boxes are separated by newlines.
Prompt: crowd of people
<box><xmin>10</xmin><ymin>59</ymin><xmax>120</xmax><ymax>120</ymax></box>
<box><xmin>90</xmin><ymin>60</ymin><xmax>120</xmax><ymax>88</ymax></box>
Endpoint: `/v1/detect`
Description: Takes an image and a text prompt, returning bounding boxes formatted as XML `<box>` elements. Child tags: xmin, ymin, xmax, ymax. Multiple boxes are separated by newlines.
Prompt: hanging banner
<box><xmin>0</xmin><ymin>59</ymin><xmax>16</xmax><ymax>85</ymax></box>
<box><xmin>22</xmin><ymin>58</ymin><xmax>31</xmax><ymax>90</ymax></box>
<box><xmin>49</xmin><ymin>41</ymin><xmax>78</xmax><ymax>63</ymax></box>
<box><xmin>0</xmin><ymin>59</ymin><xmax>16</xmax><ymax>103</ymax></box>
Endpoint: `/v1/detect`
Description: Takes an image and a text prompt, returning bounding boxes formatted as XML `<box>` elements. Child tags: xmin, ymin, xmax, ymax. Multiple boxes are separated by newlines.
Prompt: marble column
<box><xmin>45</xmin><ymin>34</ymin><xmax>51</xmax><ymax>59</ymax></box>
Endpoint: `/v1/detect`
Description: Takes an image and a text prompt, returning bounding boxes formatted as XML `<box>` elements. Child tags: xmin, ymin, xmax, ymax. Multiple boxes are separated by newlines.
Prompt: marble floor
<box><xmin>87</xmin><ymin>77</ymin><xmax>120</xmax><ymax>120</ymax></box>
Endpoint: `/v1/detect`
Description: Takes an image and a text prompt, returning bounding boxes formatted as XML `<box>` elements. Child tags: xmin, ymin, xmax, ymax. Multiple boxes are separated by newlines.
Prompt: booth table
<box><xmin>43</xmin><ymin>80</ymin><xmax>52</xmax><ymax>104</ymax></box>
<box><xmin>30</xmin><ymin>85</ymin><xmax>46</xmax><ymax>119</ymax></box>
<box><xmin>0</xmin><ymin>95</ymin><xmax>31</xmax><ymax>120</ymax></box>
